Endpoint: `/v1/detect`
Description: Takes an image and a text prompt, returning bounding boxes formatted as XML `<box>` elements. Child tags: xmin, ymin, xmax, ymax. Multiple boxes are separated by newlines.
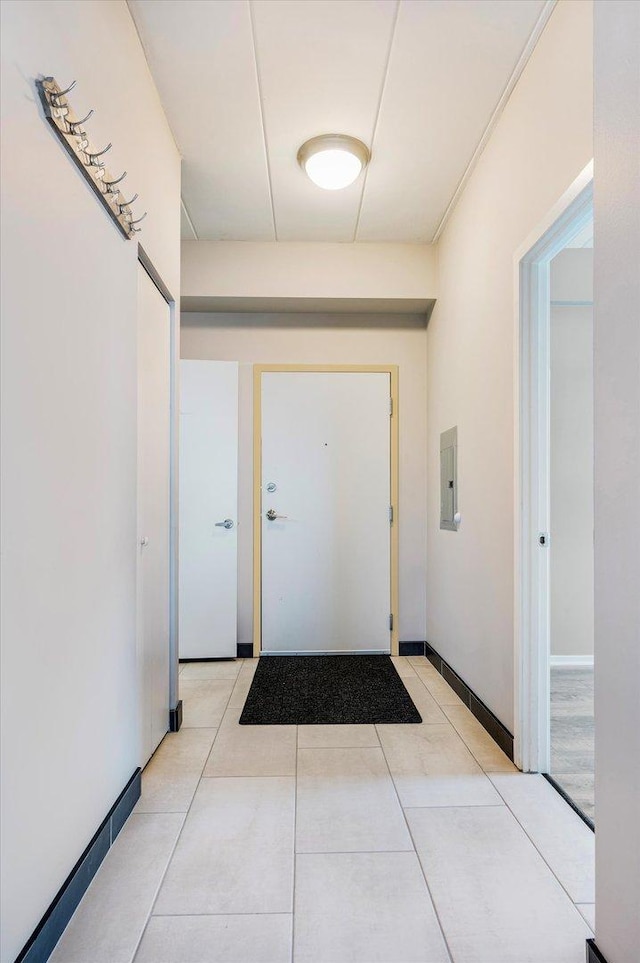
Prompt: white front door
<box><xmin>137</xmin><ymin>264</ymin><xmax>171</xmax><ymax>765</ymax></box>
<box><xmin>179</xmin><ymin>360</ymin><xmax>238</xmax><ymax>659</ymax></box>
<box><xmin>261</xmin><ymin>371</ymin><xmax>392</xmax><ymax>654</ymax></box>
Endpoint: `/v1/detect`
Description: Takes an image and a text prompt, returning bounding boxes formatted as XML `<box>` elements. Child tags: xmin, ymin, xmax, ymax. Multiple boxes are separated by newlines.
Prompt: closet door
<box><xmin>179</xmin><ymin>360</ymin><xmax>238</xmax><ymax>659</ymax></box>
<box><xmin>137</xmin><ymin>264</ymin><xmax>171</xmax><ymax>764</ymax></box>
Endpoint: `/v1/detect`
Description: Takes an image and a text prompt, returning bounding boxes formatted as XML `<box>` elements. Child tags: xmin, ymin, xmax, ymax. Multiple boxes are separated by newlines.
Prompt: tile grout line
<box><xmin>129</xmin><ymin>662</ymin><xmax>244</xmax><ymax>960</ymax></box>
<box><xmin>485</xmin><ymin>774</ymin><xmax>595</xmax><ymax>928</ymax></box>
<box><xmin>141</xmin><ymin>911</ymin><xmax>294</xmax><ymax>918</ymax></box>
<box><xmin>291</xmin><ymin>723</ymin><xmax>299</xmax><ymax>963</ymax></box>
<box><xmin>374</xmin><ymin>722</ymin><xmax>456</xmax><ymax>963</ymax></box>
<box><xmin>439</xmin><ymin>703</ymin><xmax>513</xmax><ymax>772</ymax></box>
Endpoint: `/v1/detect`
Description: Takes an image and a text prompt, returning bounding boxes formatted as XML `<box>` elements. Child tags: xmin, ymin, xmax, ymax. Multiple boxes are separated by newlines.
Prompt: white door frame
<box><xmin>513</xmin><ymin>162</ymin><xmax>593</xmax><ymax>772</ymax></box>
<box><xmin>138</xmin><ymin>245</ymin><xmax>180</xmax><ymax>726</ymax></box>
<box><xmin>253</xmin><ymin>364</ymin><xmax>400</xmax><ymax>658</ymax></box>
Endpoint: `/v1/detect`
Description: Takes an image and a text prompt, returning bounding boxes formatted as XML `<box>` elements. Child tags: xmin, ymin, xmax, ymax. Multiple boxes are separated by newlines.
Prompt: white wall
<box><xmin>180</xmin><ymin>314</ymin><xmax>428</xmax><ymax>644</ymax></box>
<box><xmin>182</xmin><ymin>240</ymin><xmax>437</xmax><ymax>310</ymax></box>
<box><xmin>0</xmin><ymin>2</ymin><xmax>180</xmax><ymax>960</ymax></box>
<box><xmin>425</xmin><ymin>0</ymin><xmax>593</xmax><ymax>730</ymax></box>
<box><xmin>550</xmin><ymin>249</ymin><xmax>594</xmax><ymax>657</ymax></box>
<box><xmin>593</xmin><ymin>2</ymin><xmax>640</xmax><ymax>959</ymax></box>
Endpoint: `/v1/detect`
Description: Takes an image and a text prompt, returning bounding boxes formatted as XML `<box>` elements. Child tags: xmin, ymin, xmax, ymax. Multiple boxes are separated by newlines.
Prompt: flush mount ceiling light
<box><xmin>297</xmin><ymin>134</ymin><xmax>370</xmax><ymax>190</ymax></box>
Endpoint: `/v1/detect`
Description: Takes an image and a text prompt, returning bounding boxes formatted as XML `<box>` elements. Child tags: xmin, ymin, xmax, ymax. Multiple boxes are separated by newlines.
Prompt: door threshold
<box><xmin>260</xmin><ymin>649</ymin><xmax>391</xmax><ymax>657</ymax></box>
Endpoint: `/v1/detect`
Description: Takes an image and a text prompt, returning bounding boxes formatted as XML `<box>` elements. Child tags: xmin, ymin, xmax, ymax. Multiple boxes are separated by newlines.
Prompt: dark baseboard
<box><xmin>543</xmin><ymin>773</ymin><xmax>595</xmax><ymax>832</ymax></box>
<box><xmin>423</xmin><ymin>641</ymin><xmax>515</xmax><ymax>761</ymax></box>
<box><xmin>179</xmin><ymin>657</ymin><xmax>237</xmax><ymax>663</ymax></box>
<box><xmin>16</xmin><ymin>768</ymin><xmax>141</xmax><ymax>963</ymax></box>
<box><xmin>398</xmin><ymin>641</ymin><xmax>426</xmax><ymax>656</ymax></box>
<box><xmin>179</xmin><ymin>647</ymin><xmax>254</xmax><ymax>660</ymax></box>
<box><xmin>169</xmin><ymin>700</ymin><xmax>183</xmax><ymax>733</ymax></box>
<box><xmin>586</xmin><ymin>939</ymin><xmax>609</xmax><ymax>963</ymax></box>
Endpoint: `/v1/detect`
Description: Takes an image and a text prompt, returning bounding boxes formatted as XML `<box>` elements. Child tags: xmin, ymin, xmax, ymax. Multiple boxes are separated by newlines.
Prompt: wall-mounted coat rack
<box><xmin>35</xmin><ymin>76</ymin><xmax>145</xmax><ymax>240</ymax></box>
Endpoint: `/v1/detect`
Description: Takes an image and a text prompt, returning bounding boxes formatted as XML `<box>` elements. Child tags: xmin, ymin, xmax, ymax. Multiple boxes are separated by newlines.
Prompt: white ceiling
<box><xmin>129</xmin><ymin>0</ymin><xmax>552</xmax><ymax>243</ymax></box>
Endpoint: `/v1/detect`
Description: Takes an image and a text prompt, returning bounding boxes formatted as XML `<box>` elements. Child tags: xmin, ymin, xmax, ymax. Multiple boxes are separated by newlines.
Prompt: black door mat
<box><xmin>239</xmin><ymin>654</ymin><xmax>422</xmax><ymax>725</ymax></box>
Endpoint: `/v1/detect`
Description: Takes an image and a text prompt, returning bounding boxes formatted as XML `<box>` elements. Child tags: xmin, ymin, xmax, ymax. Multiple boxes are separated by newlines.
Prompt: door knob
<box><xmin>215</xmin><ymin>518</ymin><xmax>235</xmax><ymax>529</ymax></box>
<box><xmin>266</xmin><ymin>509</ymin><xmax>288</xmax><ymax>521</ymax></box>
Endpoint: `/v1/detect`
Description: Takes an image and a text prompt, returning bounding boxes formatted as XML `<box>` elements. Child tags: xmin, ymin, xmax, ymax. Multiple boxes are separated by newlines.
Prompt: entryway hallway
<box><xmin>50</xmin><ymin>656</ymin><xmax>594</xmax><ymax>963</ymax></box>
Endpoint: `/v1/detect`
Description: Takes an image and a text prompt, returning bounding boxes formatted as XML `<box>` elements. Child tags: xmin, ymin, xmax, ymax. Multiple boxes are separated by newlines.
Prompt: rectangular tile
<box><xmin>179</xmin><ymin>679</ymin><xmax>234</xmax><ymax>728</ymax></box>
<box><xmin>407</xmin><ymin>655</ymin><xmax>431</xmax><ymax>667</ymax></box>
<box><xmin>50</xmin><ymin>814</ymin><xmax>184</xmax><ymax>963</ymax></box>
<box><xmin>296</xmin><ymin>748</ymin><xmax>412</xmax><ymax>853</ymax></box>
<box><xmin>135</xmin><ymin>728</ymin><xmax>217</xmax><ymax>813</ymax></box>
<box><xmin>228</xmin><ymin>661</ymin><xmax>259</xmax><ymax>709</ymax></box>
<box><xmin>442</xmin><ymin>704</ymin><xmax>516</xmax><ymax>771</ymax></box>
<box><xmin>408</xmin><ymin>806</ymin><xmax>591</xmax><ymax>963</ymax></box>
<box><xmin>402</xmin><ymin>677</ymin><xmax>448</xmax><ymax>723</ymax></box>
<box><xmin>134</xmin><ymin>914</ymin><xmax>292</xmax><ymax>963</ymax></box>
<box><xmin>154</xmin><ymin>777</ymin><xmax>295</xmax><ymax>915</ymax></box>
<box><xmin>298</xmin><ymin>724</ymin><xmax>379</xmax><ymax>749</ymax></box>
<box><xmin>489</xmin><ymin>773</ymin><xmax>594</xmax><ymax>903</ymax></box>
<box><xmin>203</xmin><ymin>707</ymin><xmax>296</xmax><ymax>776</ymax></box>
<box><xmin>294</xmin><ymin>852</ymin><xmax>449</xmax><ymax>963</ymax></box>
<box><xmin>377</xmin><ymin>722</ymin><xmax>503</xmax><ymax>808</ymax></box>
<box><xmin>390</xmin><ymin>656</ymin><xmax>419</xmax><ymax>678</ymax></box>
<box><xmin>180</xmin><ymin>660</ymin><xmax>242</xmax><ymax>681</ymax></box>
<box><xmin>412</xmin><ymin>664</ymin><xmax>465</xmax><ymax>706</ymax></box>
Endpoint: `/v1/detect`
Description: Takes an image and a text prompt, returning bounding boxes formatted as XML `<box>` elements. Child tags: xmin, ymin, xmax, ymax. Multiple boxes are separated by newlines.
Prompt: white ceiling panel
<box><xmin>357</xmin><ymin>0</ymin><xmax>547</xmax><ymax>241</ymax></box>
<box><xmin>251</xmin><ymin>0</ymin><xmax>397</xmax><ymax>241</ymax></box>
<box><xmin>129</xmin><ymin>0</ymin><xmax>275</xmax><ymax>240</ymax></box>
<box><xmin>128</xmin><ymin>0</ymin><xmax>553</xmax><ymax>243</ymax></box>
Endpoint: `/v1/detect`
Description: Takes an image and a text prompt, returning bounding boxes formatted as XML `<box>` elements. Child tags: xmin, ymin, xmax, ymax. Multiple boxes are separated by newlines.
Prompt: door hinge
<box><xmin>389</xmin><ymin>505</ymin><xmax>394</xmax><ymax>524</ymax></box>
<box><xmin>389</xmin><ymin>397</ymin><xmax>393</xmax><ymax>416</ymax></box>
<box><xmin>389</xmin><ymin>614</ymin><xmax>394</xmax><ymax>631</ymax></box>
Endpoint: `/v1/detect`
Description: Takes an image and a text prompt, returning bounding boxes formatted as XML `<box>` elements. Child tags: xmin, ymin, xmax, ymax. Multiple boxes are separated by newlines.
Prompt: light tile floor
<box><xmin>50</xmin><ymin>656</ymin><xmax>594</xmax><ymax>963</ymax></box>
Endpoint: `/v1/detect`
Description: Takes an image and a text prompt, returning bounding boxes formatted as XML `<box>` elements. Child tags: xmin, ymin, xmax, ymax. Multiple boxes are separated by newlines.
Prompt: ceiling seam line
<box><xmin>181</xmin><ymin>197</ymin><xmax>198</xmax><ymax>241</ymax></box>
<box><xmin>248</xmin><ymin>0</ymin><xmax>278</xmax><ymax>241</ymax></box>
<box><xmin>352</xmin><ymin>0</ymin><xmax>401</xmax><ymax>243</ymax></box>
<box><xmin>430</xmin><ymin>0</ymin><xmax>558</xmax><ymax>245</ymax></box>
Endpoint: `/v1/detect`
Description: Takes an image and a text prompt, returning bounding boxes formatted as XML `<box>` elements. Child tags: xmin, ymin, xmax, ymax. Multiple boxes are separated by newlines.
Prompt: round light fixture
<box><xmin>297</xmin><ymin>134</ymin><xmax>370</xmax><ymax>190</ymax></box>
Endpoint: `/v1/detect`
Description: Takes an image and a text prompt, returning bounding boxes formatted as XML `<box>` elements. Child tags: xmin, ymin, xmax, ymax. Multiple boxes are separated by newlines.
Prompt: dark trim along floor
<box><xmin>399</xmin><ymin>641</ymin><xmax>515</xmax><ymax>761</ymax></box>
<box><xmin>587</xmin><ymin>939</ymin><xmax>610</xmax><ymax>963</ymax></box>
<box><xmin>542</xmin><ymin>773</ymin><xmax>594</xmax><ymax>832</ymax></box>
<box><xmin>16</xmin><ymin>769</ymin><xmax>141</xmax><ymax>963</ymax></box>
<box><xmin>169</xmin><ymin>699</ymin><xmax>183</xmax><ymax>732</ymax></box>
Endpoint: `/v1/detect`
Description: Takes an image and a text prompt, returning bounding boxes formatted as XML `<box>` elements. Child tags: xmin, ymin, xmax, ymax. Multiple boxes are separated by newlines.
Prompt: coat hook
<box><xmin>85</xmin><ymin>143</ymin><xmax>112</xmax><ymax>167</ymax></box>
<box><xmin>50</xmin><ymin>80</ymin><xmax>76</xmax><ymax>104</ymax></box>
<box><xmin>119</xmin><ymin>193</ymin><xmax>138</xmax><ymax>210</ymax></box>
<box><xmin>103</xmin><ymin>171</ymin><xmax>127</xmax><ymax>191</ymax></box>
<box><xmin>67</xmin><ymin>109</ymin><xmax>93</xmax><ymax>133</ymax></box>
<box><xmin>129</xmin><ymin>213</ymin><xmax>147</xmax><ymax>232</ymax></box>
<box><xmin>86</xmin><ymin>142</ymin><xmax>111</xmax><ymax>160</ymax></box>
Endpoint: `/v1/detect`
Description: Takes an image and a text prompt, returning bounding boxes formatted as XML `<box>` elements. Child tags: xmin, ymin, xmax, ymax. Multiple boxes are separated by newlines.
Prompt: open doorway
<box><xmin>515</xmin><ymin>164</ymin><xmax>594</xmax><ymax>826</ymax></box>
<box><xmin>548</xmin><ymin>227</ymin><xmax>594</xmax><ymax>823</ymax></box>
